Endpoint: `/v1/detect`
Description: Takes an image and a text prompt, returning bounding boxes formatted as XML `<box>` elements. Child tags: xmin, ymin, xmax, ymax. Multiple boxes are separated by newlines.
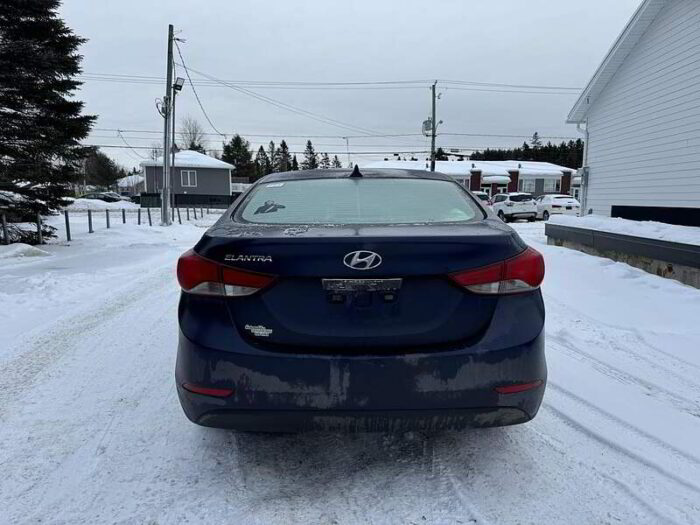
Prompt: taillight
<box><xmin>449</xmin><ymin>247</ymin><xmax>545</xmax><ymax>295</ymax></box>
<box><xmin>176</xmin><ymin>249</ymin><xmax>276</xmax><ymax>297</ymax></box>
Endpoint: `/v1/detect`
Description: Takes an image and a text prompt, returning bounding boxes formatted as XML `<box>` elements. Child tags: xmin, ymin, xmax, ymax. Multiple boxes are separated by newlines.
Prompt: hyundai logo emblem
<box><xmin>343</xmin><ymin>250</ymin><xmax>382</xmax><ymax>271</ymax></box>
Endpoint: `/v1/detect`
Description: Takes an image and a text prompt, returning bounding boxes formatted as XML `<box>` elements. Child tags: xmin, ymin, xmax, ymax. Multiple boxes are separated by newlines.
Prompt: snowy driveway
<box><xmin>1</xmin><ymin>216</ymin><xmax>699</xmax><ymax>524</ymax></box>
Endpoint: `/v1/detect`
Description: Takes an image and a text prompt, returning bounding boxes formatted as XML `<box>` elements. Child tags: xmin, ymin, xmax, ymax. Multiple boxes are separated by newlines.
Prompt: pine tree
<box><xmin>301</xmin><ymin>140</ymin><xmax>318</xmax><ymax>170</ymax></box>
<box><xmin>221</xmin><ymin>134</ymin><xmax>254</xmax><ymax>179</ymax></box>
<box><xmin>254</xmin><ymin>146</ymin><xmax>270</xmax><ymax>180</ymax></box>
<box><xmin>274</xmin><ymin>140</ymin><xmax>292</xmax><ymax>172</ymax></box>
<box><xmin>266</xmin><ymin>141</ymin><xmax>276</xmax><ymax>173</ymax></box>
<box><xmin>291</xmin><ymin>155</ymin><xmax>299</xmax><ymax>171</ymax></box>
<box><xmin>0</xmin><ymin>0</ymin><xmax>95</xmax><ymax>242</ymax></box>
<box><xmin>320</xmin><ymin>153</ymin><xmax>331</xmax><ymax>169</ymax></box>
<box><xmin>531</xmin><ymin>132</ymin><xmax>542</xmax><ymax>150</ymax></box>
<box><xmin>84</xmin><ymin>148</ymin><xmax>124</xmax><ymax>187</ymax></box>
<box><xmin>332</xmin><ymin>155</ymin><xmax>342</xmax><ymax>168</ymax></box>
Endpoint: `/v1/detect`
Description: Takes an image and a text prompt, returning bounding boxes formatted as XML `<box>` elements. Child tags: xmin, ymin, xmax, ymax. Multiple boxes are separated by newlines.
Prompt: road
<box><xmin>1</xmin><ymin>215</ymin><xmax>699</xmax><ymax>524</ymax></box>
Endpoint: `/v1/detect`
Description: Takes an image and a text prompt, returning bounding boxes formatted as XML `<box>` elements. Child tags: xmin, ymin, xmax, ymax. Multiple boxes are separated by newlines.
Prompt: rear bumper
<box><xmin>175</xmin><ymin>328</ymin><xmax>546</xmax><ymax>432</ymax></box>
<box><xmin>506</xmin><ymin>211</ymin><xmax>536</xmax><ymax>219</ymax></box>
<box><xmin>193</xmin><ymin>407</ymin><xmax>531</xmax><ymax>432</ymax></box>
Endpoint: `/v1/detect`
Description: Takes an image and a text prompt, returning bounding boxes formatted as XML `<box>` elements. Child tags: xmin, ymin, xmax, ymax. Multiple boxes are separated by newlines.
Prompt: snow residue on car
<box><xmin>550</xmin><ymin>214</ymin><xmax>700</xmax><ymax>246</ymax></box>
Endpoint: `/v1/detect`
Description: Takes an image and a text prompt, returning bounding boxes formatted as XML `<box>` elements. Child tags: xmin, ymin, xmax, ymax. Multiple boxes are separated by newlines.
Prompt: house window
<box><xmin>543</xmin><ymin>179</ymin><xmax>561</xmax><ymax>193</ymax></box>
<box><xmin>181</xmin><ymin>170</ymin><xmax>197</xmax><ymax>187</ymax></box>
<box><xmin>480</xmin><ymin>185</ymin><xmax>491</xmax><ymax>196</ymax></box>
<box><xmin>519</xmin><ymin>179</ymin><xmax>536</xmax><ymax>193</ymax></box>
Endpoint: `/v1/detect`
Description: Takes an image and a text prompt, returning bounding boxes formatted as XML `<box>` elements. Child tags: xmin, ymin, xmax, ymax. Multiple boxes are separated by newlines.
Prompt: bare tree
<box><xmin>149</xmin><ymin>143</ymin><xmax>163</xmax><ymax>160</ymax></box>
<box><xmin>179</xmin><ymin>116</ymin><xmax>207</xmax><ymax>153</ymax></box>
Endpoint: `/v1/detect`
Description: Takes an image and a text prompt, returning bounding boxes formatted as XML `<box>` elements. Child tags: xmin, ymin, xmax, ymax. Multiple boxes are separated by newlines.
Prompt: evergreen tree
<box><xmin>291</xmin><ymin>155</ymin><xmax>300</xmax><ymax>171</ymax></box>
<box><xmin>187</xmin><ymin>140</ymin><xmax>206</xmax><ymax>154</ymax></box>
<box><xmin>274</xmin><ymin>140</ymin><xmax>292</xmax><ymax>172</ymax></box>
<box><xmin>332</xmin><ymin>155</ymin><xmax>342</xmax><ymax>168</ymax></box>
<box><xmin>0</xmin><ymin>0</ymin><xmax>95</xmax><ymax>241</ymax></box>
<box><xmin>221</xmin><ymin>134</ymin><xmax>254</xmax><ymax>179</ymax></box>
<box><xmin>469</xmin><ymin>138</ymin><xmax>582</xmax><ymax>169</ymax></box>
<box><xmin>531</xmin><ymin>132</ymin><xmax>542</xmax><ymax>158</ymax></box>
<box><xmin>320</xmin><ymin>152</ymin><xmax>331</xmax><ymax>169</ymax></box>
<box><xmin>301</xmin><ymin>140</ymin><xmax>318</xmax><ymax>170</ymax></box>
<box><xmin>84</xmin><ymin>148</ymin><xmax>125</xmax><ymax>187</ymax></box>
<box><xmin>254</xmin><ymin>146</ymin><xmax>270</xmax><ymax>180</ymax></box>
<box><xmin>266</xmin><ymin>141</ymin><xmax>276</xmax><ymax>173</ymax></box>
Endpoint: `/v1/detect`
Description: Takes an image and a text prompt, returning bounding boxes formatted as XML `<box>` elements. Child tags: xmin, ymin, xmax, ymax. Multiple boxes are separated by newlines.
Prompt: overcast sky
<box><xmin>59</xmin><ymin>0</ymin><xmax>641</xmax><ymax>170</ymax></box>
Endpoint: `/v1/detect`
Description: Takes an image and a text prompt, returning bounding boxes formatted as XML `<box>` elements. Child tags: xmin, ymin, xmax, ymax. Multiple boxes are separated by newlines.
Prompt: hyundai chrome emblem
<box><xmin>343</xmin><ymin>250</ymin><xmax>382</xmax><ymax>270</ymax></box>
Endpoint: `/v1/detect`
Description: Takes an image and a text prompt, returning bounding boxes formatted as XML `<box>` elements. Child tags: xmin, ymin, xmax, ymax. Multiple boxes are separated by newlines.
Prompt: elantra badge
<box><xmin>343</xmin><ymin>250</ymin><xmax>382</xmax><ymax>270</ymax></box>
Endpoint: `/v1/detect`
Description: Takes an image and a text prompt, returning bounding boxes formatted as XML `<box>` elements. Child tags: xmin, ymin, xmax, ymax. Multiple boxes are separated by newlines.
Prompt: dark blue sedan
<box><xmin>176</xmin><ymin>168</ymin><xmax>546</xmax><ymax>432</ymax></box>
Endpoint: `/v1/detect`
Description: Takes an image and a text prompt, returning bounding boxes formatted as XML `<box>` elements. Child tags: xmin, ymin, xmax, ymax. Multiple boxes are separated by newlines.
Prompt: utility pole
<box><xmin>430</xmin><ymin>81</ymin><xmax>437</xmax><ymax>172</ymax></box>
<box><xmin>161</xmin><ymin>24</ymin><xmax>174</xmax><ymax>226</ymax></box>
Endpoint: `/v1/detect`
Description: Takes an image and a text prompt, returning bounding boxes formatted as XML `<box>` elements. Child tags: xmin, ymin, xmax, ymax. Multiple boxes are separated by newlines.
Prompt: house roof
<box><xmin>364</xmin><ymin>160</ymin><xmax>575</xmax><ymax>178</ymax></box>
<box><xmin>140</xmin><ymin>150</ymin><xmax>234</xmax><ymax>169</ymax></box>
<box><xmin>117</xmin><ymin>174</ymin><xmax>145</xmax><ymax>188</ymax></box>
<box><xmin>567</xmin><ymin>0</ymin><xmax>667</xmax><ymax>123</ymax></box>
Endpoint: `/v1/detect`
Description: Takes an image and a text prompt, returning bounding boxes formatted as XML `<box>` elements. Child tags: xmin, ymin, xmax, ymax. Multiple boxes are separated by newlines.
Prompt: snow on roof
<box><xmin>364</xmin><ymin>160</ymin><xmax>575</xmax><ymax>178</ymax></box>
<box><xmin>117</xmin><ymin>174</ymin><xmax>145</xmax><ymax>188</ymax></box>
<box><xmin>140</xmin><ymin>150</ymin><xmax>234</xmax><ymax>170</ymax></box>
<box><xmin>567</xmin><ymin>0</ymin><xmax>667</xmax><ymax>123</ymax></box>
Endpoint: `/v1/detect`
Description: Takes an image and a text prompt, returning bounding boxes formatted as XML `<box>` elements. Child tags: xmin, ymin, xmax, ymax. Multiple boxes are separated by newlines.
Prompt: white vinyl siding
<box><xmin>181</xmin><ymin>170</ymin><xmax>197</xmax><ymax>188</ymax></box>
<box><xmin>585</xmin><ymin>0</ymin><xmax>700</xmax><ymax>215</ymax></box>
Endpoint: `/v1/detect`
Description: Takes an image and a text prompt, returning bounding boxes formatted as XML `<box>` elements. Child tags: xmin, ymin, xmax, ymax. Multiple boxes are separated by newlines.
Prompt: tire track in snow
<box><xmin>548</xmin><ymin>336</ymin><xmax>700</xmax><ymax>417</ymax></box>
<box><xmin>549</xmin><ymin>382</ymin><xmax>700</xmax><ymax>465</ymax></box>
<box><xmin>528</xmin><ymin>423</ymin><xmax>684</xmax><ymax>525</ymax></box>
<box><xmin>542</xmin><ymin>402</ymin><xmax>700</xmax><ymax>495</ymax></box>
<box><xmin>0</xmin><ymin>256</ymin><xmax>176</xmax><ymax>419</ymax></box>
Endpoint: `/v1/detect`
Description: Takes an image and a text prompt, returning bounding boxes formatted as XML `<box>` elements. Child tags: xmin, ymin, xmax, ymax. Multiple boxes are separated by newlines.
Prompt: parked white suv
<box><xmin>535</xmin><ymin>194</ymin><xmax>581</xmax><ymax>220</ymax></box>
<box><xmin>491</xmin><ymin>193</ymin><xmax>537</xmax><ymax>222</ymax></box>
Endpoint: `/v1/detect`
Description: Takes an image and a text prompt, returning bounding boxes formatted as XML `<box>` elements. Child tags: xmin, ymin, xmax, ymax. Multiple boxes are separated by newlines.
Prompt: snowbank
<box><xmin>549</xmin><ymin>215</ymin><xmax>700</xmax><ymax>246</ymax></box>
<box><xmin>65</xmin><ymin>198</ymin><xmax>140</xmax><ymax>211</ymax></box>
<box><xmin>0</xmin><ymin>243</ymin><xmax>51</xmax><ymax>259</ymax></box>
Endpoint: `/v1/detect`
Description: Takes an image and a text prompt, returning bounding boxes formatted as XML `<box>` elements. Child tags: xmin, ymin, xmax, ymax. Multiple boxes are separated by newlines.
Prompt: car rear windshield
<box><xmin>554</xmin><ymin>196</ymin><xmax>574</xmax><ymax>200</ymax></box>
<box><xmin>475</xmin><ymin>193</ymin><xmax>489</xmax><ymax>201</ymax></box>
<box><xmin>236</xmin><ymin>178</ymin><xmax>482</xmax><ymax>225</ymax></box>
<box><xmin>509</xmin><ymin>194</ymin><xmax>533</xmax><ymax>202</ymax></box>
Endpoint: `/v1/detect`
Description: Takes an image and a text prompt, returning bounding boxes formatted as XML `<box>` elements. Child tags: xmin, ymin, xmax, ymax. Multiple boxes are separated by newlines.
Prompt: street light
<box><xmin>173</xmin><ymin>76</ymin><xmax>185</xmax><ymax>92</ymax></box>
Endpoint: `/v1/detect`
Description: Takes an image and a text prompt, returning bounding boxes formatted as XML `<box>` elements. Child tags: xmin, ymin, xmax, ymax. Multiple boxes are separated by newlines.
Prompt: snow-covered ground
<box><xmin>1</xmin><ymin>218</ymin><xmax>699</xmax><ymax>524</ymax></box>
<box><xmin>550</xmin><ymin>214</ymin><xmax>700</xmax><ymax>246</ymax></box>
<box><xmin>64</xmin><ymin>198</ymin><xmax>141</xmax><ymax>210</ymax></box>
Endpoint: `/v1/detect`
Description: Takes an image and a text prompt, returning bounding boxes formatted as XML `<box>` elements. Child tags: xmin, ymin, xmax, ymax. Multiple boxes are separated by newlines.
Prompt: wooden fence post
<box><xmin>106</xmin><ymin>209</ymin><xmax>110</xmax><ymax>229</ymax></box>
<box><xmin>186</xmin><ymin>207</ymin><xmax>190</xmax><ymax>221</ymax></box>
<box><xmin>171</xmin><ymin>206</ymin><xmax>175</xmax><ymax>222</ymax></box>
<box><xmin>200</xmin><ymin>207</ymin><xmax>203</xmax><ymax>217</ymax></box>
<box><xmin>138</xmin><ymin>208</ymin><xmax>141</xmax><ymax>225</ymax></box>
<box><xmin>1</xmin><ymin>213</ymin><xmax>8</xmax><ymax>245</ymax></box>
<box><xmin>193</xmin><ymin>207</ymin><xmax>198</xmax><ymax>220</ymax></box>
<box><xmin>177</xmin><ymin>207</ymin><xmax>182</xmax><ymax>225</ymax></box>
<box><xmin>64</xmin><ymin>210</ymin><xmax>71</xmax><ymax>242</ymax></box>
<box><xmin>147</xmin><ymin>207</ymin><xmax>152</xmax><ymax>226</ymax></box>
<box><xmin>88</xmin><ymin>209</ymin><xmax>93</xmax><ymax>233</ymax></box>
<box><xmin>122</xmin><ymin>209</ymin><xmax>126</xmax><ymax>224</ymax></box>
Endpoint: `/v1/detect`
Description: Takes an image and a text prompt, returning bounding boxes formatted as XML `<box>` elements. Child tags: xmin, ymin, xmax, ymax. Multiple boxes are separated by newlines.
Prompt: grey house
<box><xmin>140</xmin><ymin>150</ymin><xmax>235</xmax><ymax>207</ymax></box>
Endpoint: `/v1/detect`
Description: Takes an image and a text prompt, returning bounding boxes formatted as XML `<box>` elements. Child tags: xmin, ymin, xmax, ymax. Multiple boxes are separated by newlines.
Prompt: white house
<box><xmin>366</xmin><ymin>160</ymin><xmax>576</xmax><ymax>197</ymax></box>
<box><xmin>567</xmin><ymin>0</ymin><xmax>700</xmax><ymax>226</ymax></box>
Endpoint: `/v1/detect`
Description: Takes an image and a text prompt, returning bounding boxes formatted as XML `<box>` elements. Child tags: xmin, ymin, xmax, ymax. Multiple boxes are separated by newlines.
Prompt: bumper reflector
<box><xmin>182</xmin><ymin>383</ymin><xmax>234</xmax><ymax>398</ymax></box>
<box><xmin>494</xmin><ymin>380</ymin><xmax>544</xmax><ymax>394</ymax></box>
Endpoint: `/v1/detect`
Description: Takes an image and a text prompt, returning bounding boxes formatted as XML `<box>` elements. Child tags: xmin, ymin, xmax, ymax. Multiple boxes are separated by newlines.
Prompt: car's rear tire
<box><xmin>542</xmin><ymin>210</ymin><xmax>550</xmax><ymax>221</ymax></box>
<box><xmin>497</xmin><ymin>210</ymin><xmax>506</xmax><ymax>222</ymax></box>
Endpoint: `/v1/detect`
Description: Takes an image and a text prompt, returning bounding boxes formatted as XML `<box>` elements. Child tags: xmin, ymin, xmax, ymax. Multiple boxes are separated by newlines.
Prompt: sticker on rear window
<box><xmin>245</xmin><ymin>324</ymin><xmax>273</xmax><ymax>337</ymax></box>
<box><xmin>266</xmin><ymin>183</ymin><xmax>284</xmax><ymax>188</ymax></box>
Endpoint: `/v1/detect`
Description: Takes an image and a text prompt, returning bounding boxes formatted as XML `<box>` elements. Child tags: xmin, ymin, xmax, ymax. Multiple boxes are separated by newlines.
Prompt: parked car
<box><xmin>491</xmin><ymin>192</ymin><xmax>537</xmax><ymax>222</ymax></box>
<box><xmin>472</xmin><ymin>190</ymin><xmax>491</xmax><ymax>205</ymax></box>
<box><xmin>79</xmin><ymin>192</ymin><xmax>122</xmax><ymax>203</ymax></box>
<box><xmin>175</xmin><ymin>168</ymin><xmax>546</xmax><ymax>432</ymax></box>
<box><xmin>535</xmin><ymin>194</ymin><xmax>581</xmax><ymax>220</ymax></box>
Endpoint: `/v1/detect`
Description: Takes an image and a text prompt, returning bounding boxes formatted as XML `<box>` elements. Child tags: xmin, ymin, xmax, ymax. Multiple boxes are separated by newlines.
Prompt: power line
<box><xmin>117</xmin><ymin>130</ymin><xmax>147</xmax><ymax>159</ymax></box>
<box><xmin>174</xmin><ymin>63</ymin><xmax>382</xmax><ymax>136</ymax></box>
<box><xmin>174</xmin><ymin>40</ymin><xmax>225</xmax><ymax>137</ymax></box>
<box><xmin>78</xmin><ymin>71</ymin><xmax>583</xmax><ymax>91</ymax></box>
<box><xmin>92</xmin><ymin>127</ymin><xmax>578</xmax><ymax>141</ymax></box>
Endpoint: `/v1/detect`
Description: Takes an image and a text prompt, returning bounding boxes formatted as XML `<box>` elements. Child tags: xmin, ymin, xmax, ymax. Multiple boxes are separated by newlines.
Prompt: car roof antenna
<box><xmin>349</xmin><ymin>165</ymin><xmax>362</xmax><ymax>178</ymax></box>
